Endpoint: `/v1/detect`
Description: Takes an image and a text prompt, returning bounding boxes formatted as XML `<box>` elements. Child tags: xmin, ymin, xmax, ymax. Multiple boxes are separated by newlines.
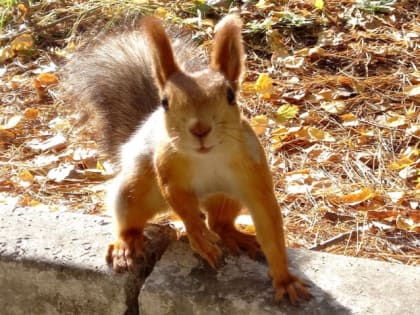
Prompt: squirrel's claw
<box><xmin>187</xmin><ymin>226</ymin><xmax>222</xmax><ymax>269</ymax></box>
<box><xmin>106</xmin><ymin>230</ymin><xmax>144</xmax><ymax>273</ymax></box>
<box><xmin>273</xmin><ymin>273</ymin><xmax>312</xmax><ymax>305</ymax></box>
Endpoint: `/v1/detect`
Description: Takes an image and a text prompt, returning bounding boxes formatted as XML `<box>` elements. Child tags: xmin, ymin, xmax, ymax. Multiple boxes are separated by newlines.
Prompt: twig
<box><xmin>310</xmin><ymin>226</ymin><xmax>365</xmax><ymax>251</ymax></box>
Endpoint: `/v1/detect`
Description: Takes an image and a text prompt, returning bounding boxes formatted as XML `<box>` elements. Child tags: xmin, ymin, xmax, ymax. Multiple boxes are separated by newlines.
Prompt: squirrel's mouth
<box><xmin>196</xmin><ymin>145</ymin><xmax>213</xmax><ymax>154</ymax></box>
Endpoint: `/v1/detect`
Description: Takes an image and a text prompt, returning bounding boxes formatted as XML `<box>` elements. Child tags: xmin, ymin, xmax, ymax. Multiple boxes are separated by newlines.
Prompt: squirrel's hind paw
<box><xmin>273</xmin><ymin>274</ymin><xmax>312</xmax><ymax>305</ymax></box>
<box><xmin>106</xmin><ymin>229</ymin><xmax>144</xmax><ymax>273</ymax></box>
<box><xmin>187</xmin><ymin>226</ymin><xmax>222</xmax><ymax>269</ymax></box>
<box><xmin>214</xmin><ymin>226</ymin><xmax>262</xmax><ymax>259</ymax></box>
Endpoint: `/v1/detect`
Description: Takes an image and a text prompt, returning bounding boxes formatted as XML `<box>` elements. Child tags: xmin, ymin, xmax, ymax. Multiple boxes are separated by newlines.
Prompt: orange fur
<box><xmin>103</xmin><ymin>15</ymin><xmax>311</xmax><ymax>304</ymax></box>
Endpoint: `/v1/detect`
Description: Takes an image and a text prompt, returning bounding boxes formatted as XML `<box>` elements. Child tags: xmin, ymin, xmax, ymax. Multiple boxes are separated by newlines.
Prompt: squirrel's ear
<box><xmin>141</xmin><ymin>16</ymin><xmax>180</xmax><ymax>89</ymax></box>
<box><xmin>211</xmin><ymin>15</ymin><xmax>244</xmax><ymax>85</ymax></box>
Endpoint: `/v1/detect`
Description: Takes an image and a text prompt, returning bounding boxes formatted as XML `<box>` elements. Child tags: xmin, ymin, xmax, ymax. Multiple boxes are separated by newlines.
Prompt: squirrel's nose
<box><xmin>189</xmin><ymin>121</ymin><xmax>212</xmax><ymax>139</ymax></box>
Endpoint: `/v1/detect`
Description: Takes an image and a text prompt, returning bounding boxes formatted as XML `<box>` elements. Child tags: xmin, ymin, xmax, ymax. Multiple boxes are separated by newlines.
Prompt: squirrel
<box><xmin>64</xmin><ymin>15</ymin><xmax>311</xmax><ymax>304</ymax></box>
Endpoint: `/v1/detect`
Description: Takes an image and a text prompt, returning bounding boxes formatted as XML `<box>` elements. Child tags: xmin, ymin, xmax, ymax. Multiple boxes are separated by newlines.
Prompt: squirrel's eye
<box><xmin>161</xmin><ymin>97</ymin><xmax>169</xmax><ymax>111</ymax></box>
<box><xmin>227</xmin><ymin>88</ymin><xmax>235</xmax><ymax>105</ymax></box>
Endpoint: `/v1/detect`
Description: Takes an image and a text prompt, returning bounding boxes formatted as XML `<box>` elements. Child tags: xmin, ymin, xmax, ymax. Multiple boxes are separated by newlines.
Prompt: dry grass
<box><xmin>0</xmin><ymin>0</ymin><xmax>419</xmax><ymax>265</ymax></box>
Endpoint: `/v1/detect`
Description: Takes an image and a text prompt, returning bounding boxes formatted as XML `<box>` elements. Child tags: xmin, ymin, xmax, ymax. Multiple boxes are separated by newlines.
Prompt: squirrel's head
<box><xmin>141</xmin><ymin>15</ymin><xmax>244</xmax><ymax>155</ymax></box>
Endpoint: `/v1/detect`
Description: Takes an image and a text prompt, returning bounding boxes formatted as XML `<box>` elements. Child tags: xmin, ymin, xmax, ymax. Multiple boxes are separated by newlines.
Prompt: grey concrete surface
<box><xmin>0</xmin><ymin>207</ymin><xmax>176</xmax><ymax>315</ymax></box>
<box><xmin>140</xmin><ymin>240</ymin><xmax>420</xmax><ymax>315</ymax></box>
<box><xmin>1</xmin><ymin>206</ymin><xmax>419</xmax><ymax>315</ymax></box>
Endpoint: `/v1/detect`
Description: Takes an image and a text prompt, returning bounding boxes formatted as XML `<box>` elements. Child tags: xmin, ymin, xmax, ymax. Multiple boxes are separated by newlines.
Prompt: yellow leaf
<box><xmin>24</xmin><ymin>108</ymin><xmax>39</xmax><ymax>119</ymax></box>
<box><xmin>340</xmin><ymin>113</ymin><xmax>359</xmax><ymax>126</ymax></box>
<box><xmin>255</xmin><ymin>73</ymin><xmax>272</xmax><ymax>99</ymax></box>
<box><xmin>155</xmin><ymin>7</ymin><xmax>169</xmax><ymax>18</ymax></box>
<box><xmin>389</xmin><ymin>157</ymin><xmax>415</xmax><ymax>170</ymax></box>
<box><xmin>255</xmin><ymin>0</ymin><xmax>272</xmax><ymax>9</ymax></box>
<box><xmin>276</xmin><ymin>104</ymin><xmax>299</xmax><ymax>123</ymax></box>
<box><xmin>314</xmin><ymin>0</ymin><xmax>324</xmax><ymax>10</ymax></box>
<box><xmin>250</xmin><ymin>115</ymin><xmax>268</xmax><ymax>136</ymax></box>
<box><xmin>19</xmin><ymin>170</ymin><xmax>34</xmax><ymax>183</ymax></box>
<box><xmin>321</xmin><ymin>100</ymin><xmax>346</xmax><ymax>114</ymax></box>
<box><xmin>385</xmin><ymin>114</ymin><xmax>407</xmax><ymax>127</ymax></box>
<box><xmin>37</xmin><ymin>73</ymin><xmax>59</xmax><ymax>85</ymax></box>
<box><xmin>11</xmin><ymin>34</ymin><xmax>34</xmax><ymax>51</ymax></box>
<box><xmin>0</xmin><ymin>46</ymin><xmax>15</xmax><ymax>63</ymax></box>
<box><xmin>396</xmin><ymin>215</ymin><xmax>420</xmax><ymax>233</ymax></box>
<box><xmin>307</xmin><ymin>127</ymin><xmax>335</xmax><ymax>142</ymax></box>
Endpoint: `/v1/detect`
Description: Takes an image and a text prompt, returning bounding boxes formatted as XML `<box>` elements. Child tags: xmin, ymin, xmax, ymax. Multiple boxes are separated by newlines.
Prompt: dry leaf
<box><xmin>396</xmin><ymin>215</ymin><xmax>420</xmax><ymax>233</ymax></box>
<box><xmin>255</xmin><ymin>73</ymin><xmax>272</xmax><ymax>99</ymax></box>
<box><xmin>250</xmin><ymin>115</ymin><xmax>269</xmax><ymax>135</ymax></box>
<box><xmin>307</xmin><ymin>127</ymin><xmax>336</xmax><ymax>142</ymax></box>
<box><xmin>314</xmin><ymin>0</ymin><xmax>324</xmax><ymax>10</ymax></box>
<box><xmin>16</xmin><ymin>170</ymin><xmax>34</xmax><ymax>188</ymax></box>
<box><xmin>36</xmin><ymin>73</ymin><xmax>59</xmax><ymax>85</ymax></box>
<box><xmin>1</xmin><ymin>115</ymin><xmax>22</xmax><ymax>129</ymax></box>
<box><xmin>47</xmin><ymin>164</ymin><xmax>74</xmax><ymax>182</ymax></box>
<box><xmin>387</xmin><ymin>191</ymin><xmax>405</xmax><ymax>204</ymax></box>
<box><xmin>340</xmin><ymin>113</ymin><xmax>359</xmax><ymax>126</ymax></box>
<box><xmin>0</xmin><ymin>46</ymin><xmax>15</xmax><ymax>63</ymax></box>
<box><xmin>329</xmin><ymin>187</ymin><xmax>376</xmax><ymax>205</ymax></box>
<box><xmin>24</xmin><ymin>108</ymin><xmax>39</xmax><ymax>119</ymax></box>
<box><xmin>321</xmin><ymin>100</ymin><xmax>346</xmax><ymax>114</ymax></box>
<box><xmin>276</xmin><ymin>104</ymin><xmax>299</xmax><ymax>123</ymax></box>
<box><xmin>11</xmin><ymin>34</ymin><xmax>34</xmax><ymax>51</ymax></box>
<box><xmin>385</xmin><ymin>114</ymin><xmax>407</xmax><ymax>127</ymax></box>
<box><xmin>26</xmin><ymin>134</ymin><xmax>67</xmax><ymax>152</ymax></box>
<box><xmin>403</xmin><ymin>84</ymin><xmax>420</xmax><ymax>99</ymax></box>
<box><xmin>282</xmin><ymin>56</ymin><xmax>305</xmax><ymax>69</ymax></box>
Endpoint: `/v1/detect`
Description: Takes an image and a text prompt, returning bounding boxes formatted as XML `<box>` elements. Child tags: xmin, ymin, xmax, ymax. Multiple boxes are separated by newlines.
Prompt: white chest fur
<box><xmin>189</xmin><ymin>151</ymin><xmax>237</xmax><ymax>198</ymax></box>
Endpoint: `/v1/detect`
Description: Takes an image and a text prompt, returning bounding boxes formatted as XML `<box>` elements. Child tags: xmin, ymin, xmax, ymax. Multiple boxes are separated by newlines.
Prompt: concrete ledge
<box><xmin>1</xmin><ymin>206</ymin><xmax>419</xmax><ymax>314</ymax></box>
<box><xmin>0</xmin><ymin>207</ymin><xmax>175</xmax><ymax>315</ymax></box>
<box><xmin>140</xmin><ymin>241</ymin><xmax>420</xmax><ymax>315</ymax></box>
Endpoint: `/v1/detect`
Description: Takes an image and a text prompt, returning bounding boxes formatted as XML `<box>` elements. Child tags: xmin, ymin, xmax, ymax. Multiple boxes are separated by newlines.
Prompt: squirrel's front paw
<box><xmin>106</xmin><ymin>229</ymin><xmax>144</xmax><ymax>273</ymax></box>
<box><xmin>187</xmin><ymin>225</ymin><xmax>222</xmax><ymax>269</ymax></box>
<box><xmin>272</xmin><ymin>272</ymin><xmax>312</xmax><ymax>305</ymax></box>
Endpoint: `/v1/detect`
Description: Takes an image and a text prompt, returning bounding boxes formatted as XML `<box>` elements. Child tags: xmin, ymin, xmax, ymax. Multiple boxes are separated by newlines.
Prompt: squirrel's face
<box><xmin>161</xmin><ymin>70</ymin><xmax>242</xmax><ymax>155</ymax></box>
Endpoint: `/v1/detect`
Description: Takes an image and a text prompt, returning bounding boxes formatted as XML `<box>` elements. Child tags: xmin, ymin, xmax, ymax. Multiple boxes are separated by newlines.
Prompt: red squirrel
<box><xmin>65</xmin><ymin>15</ymin><xmax>311</xmax><ymax>304</ymax></box>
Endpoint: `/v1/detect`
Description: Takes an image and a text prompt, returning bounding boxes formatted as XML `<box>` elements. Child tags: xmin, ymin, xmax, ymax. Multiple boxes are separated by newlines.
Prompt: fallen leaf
<box><xmin>403</xmin><ymin>84</ymin><xmax>420</xmax><ymax>99</ymax></box>
<box><xmin>329</xmin><ymin>187</ymin><xmax>376</xmax><ymax>205</ymax></box>
<box><xmin>255</xmin><ymin>73</ymin><xmax>272</xmax><ymax>99</ymax></box>
<box><xmin>340</xmin><ymin>113</ymin><xmax>359</xmax><ymax>126</ymax></box>
<box><xmin>307</xmin><ymin>127</ymin><xmax>336</xmax><ymax>142</ymax></box>
<box><xmin>26</xmin><ymin>134</ymin><xmax>67</xmax><ymax>152</ymax></box>
<box><xmin>0</xmin><ymin>46</ymin><xmax>15</xmax><ymax>63</ymax></box>
<box><xmin>396</xmin><ymin>215</ymin><xmax>420</xmax><ymax>233</ymax></box>
<box><xmin>321</xmin><ymin>100</ymin><xmax>346</xmax><ymax>114</ymax></box>
<box><xmin>314</xmin><ymin>0</ymin><xmax>324</xmax><ymax>10</ymax></box>
<box><xmin>15</xmin><ymin>170</ymin><xmax>34</xmax><ymax>188</ymax></box>
<box><xmin>387</xmin><ymin>191</ymin><xmax>405</xmax><ymax>204</ymax></box>
<box><xmin>0</xmin><ymin>115</ymin><xmax>22</xmax><ymax>129</ymax></box>
<box><xmin>47</xmin><ymin>164</ymin><xmax>74</xmax><ymax>182</ymax></box>
<box><xmin>282</xmin><ymin>56</ymin><xmax>305</xmax><ymax>69</ymax></box>
<box><xmin>36</xmin><ymin>73</ymin><xmax>59</xmax><ymax>85</ymax></box>
<box><xmin>11</xmin><ymin>34</ymin><xmax>34</xmax><ymax>51</ymax></box>
<box><xmin>24</xmin><ymin>108</ymin><xmax>39</xmax><ymax>119</ymax></box>
<box><xmin>250</xmin><ymin>115</ymin><xmax>269</xmax><ymax>135</ymax></box>
<box><xmin>276</xmin><ymin>104</ymin><xmax>299</xmax><ymax>123</ymax></box>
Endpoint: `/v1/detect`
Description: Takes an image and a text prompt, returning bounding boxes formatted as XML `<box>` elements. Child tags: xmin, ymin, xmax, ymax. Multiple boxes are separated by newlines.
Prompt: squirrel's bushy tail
<box><xmin>63</xmin><ymin>24</ymin><xmax>205</xmax><ymax>160</ymax></box>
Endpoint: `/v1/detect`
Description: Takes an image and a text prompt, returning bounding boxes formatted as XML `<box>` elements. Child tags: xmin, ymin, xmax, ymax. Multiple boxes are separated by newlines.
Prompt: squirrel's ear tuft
<box><xmin>141</xmin><ymin>16</ymin><xmax>180</xmax><ymax>89</ymax></box>
<box><xmin>211</xmin><ymin>15</ymin><xmax>244</xmax><ymax>85</ymax></box>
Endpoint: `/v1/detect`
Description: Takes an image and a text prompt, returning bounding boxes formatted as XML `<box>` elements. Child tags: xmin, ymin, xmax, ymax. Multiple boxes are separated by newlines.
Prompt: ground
<box><xmin>0</xmin><ymin>0</ymin><xmax>419</xmax><ymax>265</ymax></box>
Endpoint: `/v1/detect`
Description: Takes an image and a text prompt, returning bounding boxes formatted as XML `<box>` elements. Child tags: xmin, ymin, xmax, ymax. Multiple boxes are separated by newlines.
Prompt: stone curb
<box><xmin>0</xmin><ymin>207</ymin><xmax>175</xmax><ymax>315</ymax></box>
<box><xmin>1</xmin><ymin>207</ymin><xmax>419</xmax><ymax>315</ymax></box>
<box><xmin>140</xmin><ymin>240</ymin><xmax>420</xmax><ymax>315</ymax></box>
